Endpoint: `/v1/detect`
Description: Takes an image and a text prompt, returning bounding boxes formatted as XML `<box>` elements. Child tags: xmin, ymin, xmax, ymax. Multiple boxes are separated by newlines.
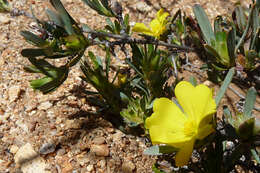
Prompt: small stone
<box><xmin>203</xmin><ymin>80</ymin><xmax>214</xmax><ymax>87</ymax></box>
<box><xmin>57</xmin><ymin>148</ymin><xmax>66</xmax><ymax>156</ymax></box>
<box><xmin>135</xmin><ymin>2</ymin><xmax>152</xmax><ymax>13</ymax></box>
<box><xmin>38</xmin><ymin>101</ymin><xmax>52</xmax><ymax>110</ymax></box>
<box><xmin>65</xmin><ymin>119</ymin><xmax>82</xmax><ymax>130</ymax></box>
<box><xmin>86</xmin><ymin>165</ymin><xmax>94</xmax><ymax>172</ymax></box>
<box><xmin>9</xmin><ymin>145</ymin><xmax>19</xmax><ymax>154</ymax></box>
<box><xmin>14</xmin><ymin>143</ymin><xmax>50</xmax><ymax>173</ymax></box>
<box><xmin>92</xmin><ymin>137</ymin><xmax>105</xmax><ymax>145</ymax></box>
<box><xmin>112</xmin><ymin>131</ymin><xmax>125</xmax><ymax>141</ymax></box>
<box><xmin>0</xmin><ymin>15</ymin><xmax>11</xmax><ymax>24</ymax></box>
<box><xmin>79</xmin><ymin>17</ymin><xmax>87</xmax><ymax>23</ymax></box>
<box><xmin>39</xmin><ymin>143</ymin><xmax>56</xmax><ymax>155</ymax></box>
<box><xmin>90</xmin><ymin>144</ymin><xmax>109</xmax><ymax>157</ymax></box>
<box><xmin>8</xmin><ymin>85</ymin><xmax>21</xmax><ymax>102</ymax></box>
<box><xmin>122</xmin><ymin>160</ymin><xmax>135</xmax><ymax>173</ymax></box>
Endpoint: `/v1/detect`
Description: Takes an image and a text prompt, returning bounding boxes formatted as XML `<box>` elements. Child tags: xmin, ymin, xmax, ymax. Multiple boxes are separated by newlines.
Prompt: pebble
<box><xmin>135</xmin><ymin>2</ymin><xmax>152</xmax><ymax>13</ymax></box>
<box><xmin>122</xmin><ymin>160</ymin><xmax>135</xmax><ymax>173</ymax></box>
<box><xmin>14</xmin><ymin>143</ymin><xmax>51</xmax><ymax>173</ymax></box>
<box><xmin>86</xmin><ymin>164</ymin><xmax>94</xmax><ymax>172</ymax></box>
<box><xmin>203</xmin><ymin>80</ymin><xmax>214</xmax><ymax>87</ymax></box>
<box><xmin>92</xmin><ymin>137</ymin><xmax>105</xmax><ymax>145</ymax></box>
<box><xmin>65</xmin><ymin>119</ymin><xmax>82</xmax><ymax>130</ymax></box>
<box><xmin>90</xmin><ymin>144</ymin><xmax>109</xmax><ymax>157</ymax></box>
<box><xmin>39</xmin><ymin>143</ymin><xmax>56</xmax><ymax>155</ymax></box>
<box><xmin>9</xmin><ymin>145</ymin><xmax>19</xmax><ymax>154</ymax></box>
<box><xmin>38</xmin><ymin>101</ymin><xmax>52</xmax><ymax>110</ymax></box>
<box><xmin>8</xmin><ymin>85</ymin><xmax>21</xmax><ymax>102</ymax></box>
<box><xmin>0</xmin><ymin>15</ymin><xmax>11</xmax><ymax>24</ymax></box>
<box><xmin>79</xmin><ymin>17</ymin><xmax>87</xmax><ymax>24</ymax></box>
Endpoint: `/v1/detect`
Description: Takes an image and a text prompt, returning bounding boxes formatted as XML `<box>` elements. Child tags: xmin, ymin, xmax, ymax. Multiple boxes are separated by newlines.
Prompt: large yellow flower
<box><xmin>145</xmin><ymin>81</ymin><xmax>216</xmax><ymax>166</ymax></box>
<box><xmin>132</xmin><ymin>9</ymin><xmax>169</xmax><ymax>39</ymax></box>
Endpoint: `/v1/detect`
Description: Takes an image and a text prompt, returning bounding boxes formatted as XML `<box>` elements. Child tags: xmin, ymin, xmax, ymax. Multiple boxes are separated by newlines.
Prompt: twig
<box><xmin>85</xmin><ymin>30</ymin><xmax>194</xmax><ymax>51</ymax></box>
<box><xmin>228</xmin><ymin>86</ymin><xmax>260</xmax><ymax>111</ymax></box>
<box><xmin>170</xmin><ymin>54</ymin><xmax>178</xmax><ymax>78</ymax></box>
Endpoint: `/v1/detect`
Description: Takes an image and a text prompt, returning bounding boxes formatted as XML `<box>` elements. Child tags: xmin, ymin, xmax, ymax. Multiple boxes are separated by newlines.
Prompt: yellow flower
<box><xmin>132</xmin><ymin>9</ymin><xmax>169</xmax><ymax>39</ymax></box>
<box><xmin>145</xmin><ymin>81</ymin><xmax>216</xmax><ymax>166</ymax></box>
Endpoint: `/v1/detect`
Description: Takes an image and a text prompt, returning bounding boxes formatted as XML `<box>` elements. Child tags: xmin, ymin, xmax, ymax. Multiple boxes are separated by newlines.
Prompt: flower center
<box><xmin>184</xmin><ymin>120</ymin><xmax>197</xmax><ymax>137</ymax></box>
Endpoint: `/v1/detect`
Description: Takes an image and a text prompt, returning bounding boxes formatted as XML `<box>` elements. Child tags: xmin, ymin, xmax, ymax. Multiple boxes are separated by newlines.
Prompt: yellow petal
<box><xmin>132</xmin><ymin>23</ymin><xmax>153</xmax><ymax>36</ymax></box>
<box><xmin>145</xmin><ymin>98</ymin><xmax>189</xmax><ymax>144</ymax></box>
<box><xmin>148</xmin><ymin>125</ymin><xmax>191</xmax><ymax>145</ymax></box>
<box><xmin>197</xmin><ymin>124</ymin><xmax>215</xmax><ymax>140</ymax></box>
<box><xmin>175</xmin><ymin>138</ymin><xmax>195</xmax><ymax>167</ymax></box>
<box><xmin>149</xmin><ymin>18</ymin><xmax>162</xmax><ymax>37</ymax></box>
<box><xmin>156</xmin><ymin>9</ymin><xmax>169</xmax><ymax>23</ymax></box>
<box><xmin>175</xmin><ymin>81</ymin><xmax>216</xmax><ymax>125</ymax></box>
<box><xmin>146</xmin><ymin>98</ymin><xmax>186</xmax><ymax>129</ymax></box>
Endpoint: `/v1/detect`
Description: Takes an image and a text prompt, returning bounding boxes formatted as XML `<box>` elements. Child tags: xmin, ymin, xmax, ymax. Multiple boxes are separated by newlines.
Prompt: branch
<box><xmin>85</xmin><ymin>30</ymin><xmax>195</xmax><ymax>51</ymax></box>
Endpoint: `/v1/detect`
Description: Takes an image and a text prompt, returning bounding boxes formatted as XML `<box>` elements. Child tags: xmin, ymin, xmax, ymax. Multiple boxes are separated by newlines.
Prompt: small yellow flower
<box><xmin>145</xmin><ymin>81</ymin><xmax>216</xmax><ymax>166</ymax></box>
<box><xmin>132</xmin><ymin>9</ymin><xmax>169</xmax><ymax>39</ymax></box>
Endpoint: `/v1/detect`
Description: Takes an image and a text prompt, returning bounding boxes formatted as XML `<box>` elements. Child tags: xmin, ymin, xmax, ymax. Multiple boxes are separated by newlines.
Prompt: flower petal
<box><xmin>145</xmin><ymin>98</ymin><xmax>189</xmax><ymax>144</ymax></box>
<box><xmin>132</xmin><ymin>23</ymin><xmax>153</xmax><ymax>35</ymax></box>
<box><xmin>148</xmin><ymin>125</ymin><xmax>191</xmax><ymax>145</ymax></box>
<box><xmin>156</xmin><ymin>9</ymin><xmax>169</xmax><ymax>23</ymax></box>
<box><xmin>146</xmin><ymin>98</ymin><xmax>186</xmax><ymax>129</ymax></box>
<box><xmin>175</xmin><ymin>81</ymin><xmax>216</xmax><ymax>125</ymax></box>
<box><xmin>149</xmin><ymin>19</ymin><xmax>163</xmax><ymax>37</ymax></box>
<box><xmin>175</xmin><ymin>138</ymin><xmax>195</xmax><ymax>167</ymax></box>
<box><xmin>197</xmin><ymin>124</ymin><xmax>214</xmax><ymax>140</ymax></box>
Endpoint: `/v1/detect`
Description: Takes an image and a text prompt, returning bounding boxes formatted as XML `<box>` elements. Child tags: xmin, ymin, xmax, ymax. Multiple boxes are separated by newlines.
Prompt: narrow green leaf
<box><xmin>193</xmin><ymin>4</ymin><xmax>215</xmax><ymax>45</ymax></box>
<box><xmin>244</xmin><ymin>87</ymin><xmax>257</xmax><ymax>118</ymax></box>
<box><xmin>235</xmin><ymin>6</ymin><xmax>247</xmax><ymax>32</ymax></box>
<box><xmin>143</xmin><ymin>145</ymin><xmax>178</xmax><ymax>155</ymax></box>
<box><xmin>189</xmin><ymin>76</ymin><xmax>197</xmax><ymax>86</ymax></box>
<box><xmin>227</xmin><ymin>27</ymin><xmax>236</xmax><ymax>65</ymax></box>
<box><xmin>30</xmin><ymin>77</ymin><xmax>52</xmax><ymax>89</ymax></box>
<box><xmin>46</xmin><ymin>8</ymin><xmax>63</xmax><ymax>27</ymax></box>
<box><xmin>82</xmin><ymin>24</ymin><xmax>92</xmax><ymax>32</ymax></box>
<box><xmin>50</xmin><ymin>0</ymin><xmax>75</xmax><ymax>35</ymax></box>
<box><xmin>251</xmin><ymin>149</ymin><xmax>260</xmax><ymax>164</ymax></box>
<box><xmin>143</xmin><ymin>145</ymin><xmax>161</xmax><ymax>155</ymax></box>
<box><xmin>215</xmin><ymin>67</ymin><xmax>235</xmax><ymax>106</ymax></box>
<box><xmin>20</xmin><ymin>31</ymin><xmax>47</xmax><ymax>47</ymax></box>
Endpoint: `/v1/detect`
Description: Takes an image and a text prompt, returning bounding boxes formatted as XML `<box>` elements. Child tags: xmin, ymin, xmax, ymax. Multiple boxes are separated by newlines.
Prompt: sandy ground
<box><xmin>0</xmin><ymin>0</ymin><xmax>257</xmax><ymax>173</ymax></box>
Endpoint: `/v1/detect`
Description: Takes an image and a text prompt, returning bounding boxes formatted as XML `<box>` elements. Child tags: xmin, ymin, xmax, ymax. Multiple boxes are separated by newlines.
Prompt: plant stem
<box><xmin>85</xmin><ymin>30</ymin><xmax>194</xmax><ymax>51</ymax></box>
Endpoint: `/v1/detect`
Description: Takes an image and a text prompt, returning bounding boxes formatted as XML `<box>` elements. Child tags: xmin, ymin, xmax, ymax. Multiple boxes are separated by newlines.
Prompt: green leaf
<box><xmin>46</xmin><ymin>8</ymin><xmax>63</xmax><ymax>27</ymax></box>
<box><xmin>251</xmin><ymin>149</ymin><xmax>260</xmax><ymax>164</ymax></box>
<box><xmin>0</xmin><ymin>0</ymin><xmax>11</xmax><ymax>13</ymax></box>
<box><xmin>227</xmin><ymin>27</ymin><xmax>236</xmax><ymax>66</ymax></box>
<box><xmin>244</xmin><ymin>87</ymin><xmax>257</xmax><ymax>118</ymax></box>
<box><xmin>82</xmin><ymin>24</ymin><xmax>92</xmax><ymax>32</ymax></box>
<box><xmin>189</xmin><ymin>76</ymin><xmax>197</xmax><ymax>86</ymax></box>
<box><xmin>215</xmin><ymin>67</ymin><xmax>235</xmax><ymax>106</ymax></box>
<box><xmin>143</xmin><ymin>145</ymin><xmax>178</xmax><ymax>155</ymax></box>
<box><xmin>30</xmin><ymin>77</ymin><xmax>52</xmax><ymax>89</ymax></box>
<box><xmin>152</xmin><ymin>164</ymin><xmax>167</xmax><ymax>173</ymax></box>
<box><xmin>50</xmin><ymin>0</ymin><xmax>75</xmax><ymax>35</ymax></box>
<box><xmin>20</xmin><ymin>31</ymin><xmax>47</xmax><ymax>47</ymax></box>
<box><xmin>234</xmin><ymin>6</ymin><xmax>247</xmax><ymax>32</ymax></box>
<box><xmin>193</xmin><ymin>4</ymin><xmax>215</xmax><ymax>45</ymax></box>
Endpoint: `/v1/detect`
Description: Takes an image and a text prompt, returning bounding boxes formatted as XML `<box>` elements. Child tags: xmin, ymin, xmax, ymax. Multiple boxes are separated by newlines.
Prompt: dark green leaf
<box><xmin>215</xmin><ymin>67</ymin><xmax>235</xmax><ymax>106</ymax></box>
<box><xmin>193</xmin><ymin>4</ymin><xmax>215</xmax><ymax>45</ymax></box>
<box><xmin>244</xmin><ymin>87</ymin><xmax>257</xmax><ymax>118</ymax></box>
<box><xmin>20</xmin><ymin>31</ymin><xmax>47</xmax><ymax>47</ymax></box>
<box><xmin>189</xmin><ymin>76</ymin><xmax>197</xmax><ymax>86</ymax></box>
<box><xmin>50</xmin><ymin>0</ymin><xmax>75</xmax><ymax>35</ymax></box>
<box><xmin>46</xmin><ymin>8</ymin><xmax>63</xmax><ymax>27</ymax></box>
